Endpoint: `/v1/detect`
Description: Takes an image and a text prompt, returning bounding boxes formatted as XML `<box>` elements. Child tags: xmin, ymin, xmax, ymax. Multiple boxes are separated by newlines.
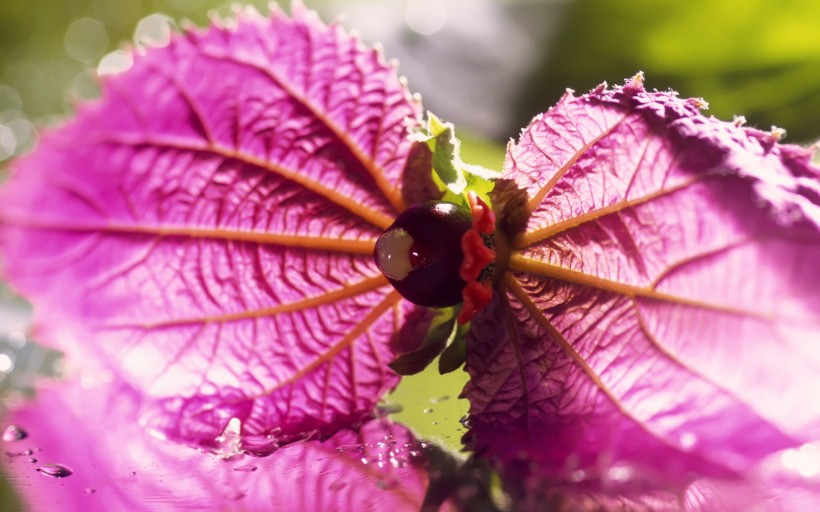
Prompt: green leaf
<box><xmin>388</xmin><ymin>310</ymin><xmax>458</xmax><ymax>376</ymax></box>
<box><xmin>411</xmin><ymin>112</ymin><xmax>501</xmax><ymax>208</ymax></box>
<box><xmin>438</xmin><ymin>323</ymin><xmax>469</xmax><ymax>374</ymax></box>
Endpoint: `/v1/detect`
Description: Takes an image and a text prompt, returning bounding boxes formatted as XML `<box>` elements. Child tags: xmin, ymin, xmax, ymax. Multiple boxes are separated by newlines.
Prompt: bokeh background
<box><xmin>1</xmin><ymin>0</ymin><xmax>819</xmax><ymax>508</ymax></box>
<box><xmin>2</xmin><ymin>0</ymin><xmax>820</xmax><ymax>168</ymax></box>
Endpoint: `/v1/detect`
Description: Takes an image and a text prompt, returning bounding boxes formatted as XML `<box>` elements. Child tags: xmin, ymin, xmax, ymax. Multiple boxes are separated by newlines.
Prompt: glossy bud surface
<box><xmin>375</xmin><ymin>202</ymin><xmax>472</xmax><ymax>308</ymax></box>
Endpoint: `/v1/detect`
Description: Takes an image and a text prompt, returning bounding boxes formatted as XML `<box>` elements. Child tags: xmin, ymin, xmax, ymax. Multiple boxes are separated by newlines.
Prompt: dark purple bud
<box><xmin>375</xmin><ymin>202</ymin><xmax>472</xmax><ymax>307</ymax></box>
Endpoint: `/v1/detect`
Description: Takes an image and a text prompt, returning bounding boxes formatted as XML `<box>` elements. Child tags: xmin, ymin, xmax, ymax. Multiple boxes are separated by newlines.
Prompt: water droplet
<box><xmin>430</xmin><ymin>395</ymin><xmax>449</xmax><ymax>403</ymax></box>
<box><xmin>329</xmin><ymin>481</ymin><xmax>347</xmax><ymax>491</ymax></box>
<box><xmin>36</xmin><ymin>463</ymin><xmax>73</xmax><ymax>478</ymax></box>
<box><xmin>377</xmin><ymin>403</ymin><xmax>404</xmax><ymax>415</ymax></box>
<box><xmin>215</xmin><ymin>417</ymin><xmax>243</xmax><ymax>459</ymax></box>
<box><xmin>2</xmin><ymin>425</ymin><xmax>28</xmax><ymax>442</ymax></box>
<box><xmin>233</xmin><ymin>464</ymin><xmax>257</xmax><ymax>472</ymax></box>
<box><xmin>129</xmin><ymin>471</ymin><xmax>137</xmax><ymax>476</ymax></box>
<box><xmin>28</xmin><ymin>457</ymin><xmax>37</xmax><ymax>463</ymax></box>
<box><xmin>458</xmin><ymin>415</ymin><xmax>473</xmax><ymax>429</ymax></box>
<box><xmin>84</xmin><ymin>488</ymin><xmax>96</xmax><ymax>495</ymax></box>
<box><xmin>423</xmin><ymin>408</ymin><xmax>433</xmax><ymax>414</ymax></box>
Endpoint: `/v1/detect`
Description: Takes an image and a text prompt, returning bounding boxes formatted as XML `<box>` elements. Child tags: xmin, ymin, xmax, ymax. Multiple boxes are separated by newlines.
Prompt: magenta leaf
<box><xmin>464</xmin><ymin>76</ymin><xmax>820</xmax><ymax>494</ymax></box>
<box><xmin>0</xmin><ymin>4</ymin><xmax>427</xmax><ymax>447</ymax></box>
<box><xmin>0</xmin><ymin>379</ymin><xmax>450</xmax><ymax>511</ymax></box>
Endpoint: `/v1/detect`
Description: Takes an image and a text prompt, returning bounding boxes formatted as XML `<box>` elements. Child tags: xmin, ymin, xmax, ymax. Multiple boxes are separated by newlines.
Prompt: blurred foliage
<box><xmin>2</xmin><ymin>0</ymin><xmax>818</xmax><ymax>147</ymax></box>
<box><xmin>515</xmin><ymin>0</ymin><xmax>820</xmax><ymax>143</ymax></box>
<box><xmin>0</xmin><ymin>0</ymin><xmax>266</xmax><ymax>126</ymax></box>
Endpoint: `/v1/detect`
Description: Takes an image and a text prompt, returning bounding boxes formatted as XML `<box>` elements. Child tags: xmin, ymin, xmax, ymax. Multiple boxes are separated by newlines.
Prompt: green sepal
<box><xmin>438</xmin><ymin>322</ymin><xmax>469</xmax><ymax>374</ymax></box>
<box><xmin>410</xmin><ymin>112</ymin><xmax>500</xmax><ymax>208</ymax></box>
<box><xmin>388</xmin><ymin>310</ymin><xmax>458</xmax><ymax>376</ymax></box>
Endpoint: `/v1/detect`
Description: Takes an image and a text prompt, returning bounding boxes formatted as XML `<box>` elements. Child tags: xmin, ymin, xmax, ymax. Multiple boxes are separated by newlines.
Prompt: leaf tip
<box><xmin>591</xmin><ymin>81</ymin><xmax>608</xmax><ymax>95</ymax></box>
<box><xmin>768</xmin><ymin>125</ymin><xmax>787</xmax><ymax>142</ymax></box>
<box><xmin>624</xmin><ymin>71</ymin><xmax>644</xmax><ymax>91</ymax></box>
<box><xmin>687</xmin><ymin>96</ymin><xmax>709</xmax><ymax>110</ymax></box>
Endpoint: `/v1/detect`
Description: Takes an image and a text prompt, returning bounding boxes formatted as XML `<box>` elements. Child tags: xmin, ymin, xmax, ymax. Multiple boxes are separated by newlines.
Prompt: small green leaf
<box><xmin>438</xmin><ymin>323</ymin><xmax>469</xmax><ymax>374</ymax></box>
<box><xmin>388</xmin><ymin>311</ymin><xmax>457</xmax><ymax>376</ymax></box>
<box><xmin>411</xmin><ymin>112</ymin><xmax>501</xmax><ymax>208</ymax></box>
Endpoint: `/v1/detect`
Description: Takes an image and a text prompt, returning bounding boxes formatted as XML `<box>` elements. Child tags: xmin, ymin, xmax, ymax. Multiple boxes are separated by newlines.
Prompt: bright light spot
<box><xmin>0</xmin><ymin>124</ymin><xmax>16</xmax><ymax>157</ymax></box>
<box><xmin>7</xmin><ymin>331</ymin><xmax>27</xmax><ymax>349</ymax></box>
<box><xmin>781</xmin><ymin>443</ymin><xmax>820</xmax><ymax>478</ymax></box>
<box><xmin>0</xmin><ymin>352</ymin><xmax>15</xmax><ymax>373</ymax></box>
<box><xmin>680</xmin><ymin>432</ymin><xmax>697</xmax><ymax>450</ymax></box>
<box><xmin>6</xmin><ymin>117</ymin><xmax>34</xmax><ymax>156</ymax></box>
<box><xmin>98</xmin><ymin>50</ymin><xmax>134</xmax><ymax>76</ymax></box>
<box><xmin>781</xmin><ymin>448</ymin><xmax>799</xmax><ymax>469</ymax></box>
<box><xmin>405</xmin><ymin>0</ymin><xmax>447</xmax><ymax>36</ymax></box>
<box><xmin>607</xmin><ymin>464</ymin><xmax>634</xmax><ymax>483</ymax></box>
<box><xmin>64</xmin><ymin>18</ymin><xmax>110</xmax><ymax>64</ymax></box>
<box><xmin>145</xmin><ymin>427</ymin><xmax>168</xmax><ymax>441</ymax></box>
<box><xmin>135</xmin><ymin>14</ymin><xmax>175</xmax><ymax>48</ymax></box>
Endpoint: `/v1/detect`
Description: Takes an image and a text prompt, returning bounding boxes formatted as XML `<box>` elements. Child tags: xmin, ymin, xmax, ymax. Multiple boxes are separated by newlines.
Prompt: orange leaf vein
<box><xmin>97</xmin><ymin>274</ymin><xmax>390</xmax><ymax>330</ymax></box>
<box><xmin>201</xmin><ymin>50</ymin><xmax>407</xmax><ymax>214</ymax></box>
<box><xmin>508</xmin><ymin>253</ymin><xmax>772</xmax><ymax>320</ymax></box>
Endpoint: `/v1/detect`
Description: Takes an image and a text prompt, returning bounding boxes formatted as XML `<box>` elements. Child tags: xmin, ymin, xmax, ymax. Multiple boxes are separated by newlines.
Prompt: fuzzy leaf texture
<box><xmin>465</xmin><ymin>76</ymin><xmax>820</xmax><ymax>499</ymax></box>
<box><xmin>0</xmin><ymin>4</ymin><xmax>427</xmax><ymax>448</ymax></box>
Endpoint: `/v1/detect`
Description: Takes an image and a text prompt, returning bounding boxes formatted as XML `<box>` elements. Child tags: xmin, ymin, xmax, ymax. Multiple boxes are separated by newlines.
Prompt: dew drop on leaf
<box><xmin>2</xmin><ymin>425</ymin><xmax>28</xmax><ymax>442</ymax></box>
<box><xmin>36</xmin><ymin>463</ymin><xmax>73</xmax><ymax>478</ymax></box>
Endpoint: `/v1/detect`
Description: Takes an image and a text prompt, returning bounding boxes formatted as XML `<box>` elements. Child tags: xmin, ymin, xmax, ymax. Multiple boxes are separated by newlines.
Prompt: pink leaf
<box><xmin>465</xmin><ymin>77</ymin><xmax>820</xmax><ymax>495</ymax></box>
<box><xmin>0</xmin><ymin>379</ymin><xmax>447</xmax><ymax>511</ymax></box>
<box><xmin>0</xmin><ymin>4</ymin><xmax>425</xmax><ymax>447</ymax></box>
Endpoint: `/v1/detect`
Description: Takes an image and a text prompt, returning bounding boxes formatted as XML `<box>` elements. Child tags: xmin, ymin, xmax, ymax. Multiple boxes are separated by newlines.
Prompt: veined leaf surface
<box><xmin>0</xmin><ymin>4</ymin><xmax>426</xmax><ymax>446</ymax></box>
<box><xmin>1</xmin><ymin>379</ymin><xmax>448</xmax><ymax>511</ymax></box>
<box><xmin>464</xmin><ymin>77</ymin><xmax>820</xmax><ymax>491</ymax></box>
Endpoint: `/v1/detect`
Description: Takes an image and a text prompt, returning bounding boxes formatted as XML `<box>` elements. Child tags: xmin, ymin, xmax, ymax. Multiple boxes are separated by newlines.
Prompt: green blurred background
<box><xmin>1</xmin><ymin>0</ymin><xmax>819</xmax><ymax>508</ymax></box>
<box><xmin>2</xmin><ymin>0</ymin><xmax>819</xmax><ymax>167</ymax></box>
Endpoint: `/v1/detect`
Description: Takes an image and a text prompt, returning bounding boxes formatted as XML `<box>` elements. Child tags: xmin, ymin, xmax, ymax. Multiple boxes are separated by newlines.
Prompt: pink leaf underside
<box><xmin>465</xmin><ymin>80</ymin><xmax>820</xmax><ymax>490</ymax></box>
<box><xmin>1</xmin><ymin>380</ymin><xmax>444</xmax><ymax>512</ymax></box>
<box><xmin>0</xmin><ymin>5</ymin><xmax>427</xmax><ymax>446</ymax></box>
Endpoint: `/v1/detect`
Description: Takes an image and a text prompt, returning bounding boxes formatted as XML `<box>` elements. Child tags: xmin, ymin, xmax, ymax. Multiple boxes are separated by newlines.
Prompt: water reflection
<box><xmin>1</xmin><ymin>379</ymin><xmax>454</xmax><ymax>511</ymax></box>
